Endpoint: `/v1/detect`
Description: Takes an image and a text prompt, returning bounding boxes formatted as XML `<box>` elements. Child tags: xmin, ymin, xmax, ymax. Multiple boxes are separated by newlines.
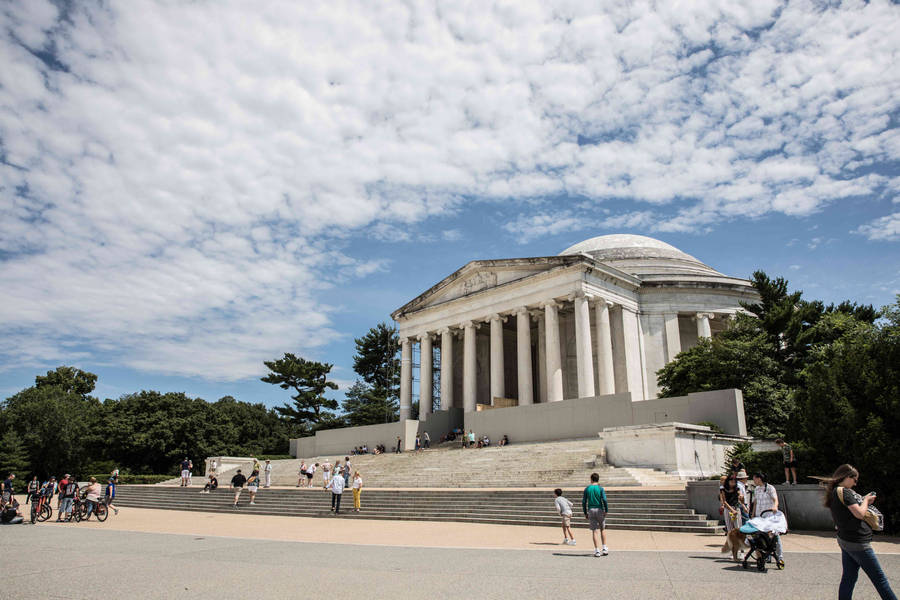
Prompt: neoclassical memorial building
<box><xmin>391</xmin><ymin>234</ymin><xmax>758</xmax><ymax>421</ymax></box>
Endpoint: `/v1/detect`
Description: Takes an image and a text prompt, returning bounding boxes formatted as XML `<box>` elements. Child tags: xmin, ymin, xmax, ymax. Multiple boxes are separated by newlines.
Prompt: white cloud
<box><xmin>0</xmin><ymin>0</ymin><xmax>898</xmax><ymax>378</ymax></box>
<box><xmin>855</xmin><ymin>212</ymin><xmax>900</xmax><ymax>242</ymax></box>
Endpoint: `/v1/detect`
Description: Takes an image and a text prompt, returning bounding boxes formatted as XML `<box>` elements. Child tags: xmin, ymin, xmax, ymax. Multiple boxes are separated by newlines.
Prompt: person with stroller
<box><xmin>825</xmin><ymin>464</ymin><xmax>896</xmax><ymax>600</ymax></box>
<box><xmin>751</xmin><ymin>472</ymin><xmax>784</xmax><ymax>565</ymax></box>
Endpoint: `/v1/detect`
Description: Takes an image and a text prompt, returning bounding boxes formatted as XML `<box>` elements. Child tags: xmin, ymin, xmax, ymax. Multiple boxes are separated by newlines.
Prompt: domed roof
<box><xmin>559</xmin><ymin>234</ymin><xmax>721</xmax><ymax>277</ymax></box>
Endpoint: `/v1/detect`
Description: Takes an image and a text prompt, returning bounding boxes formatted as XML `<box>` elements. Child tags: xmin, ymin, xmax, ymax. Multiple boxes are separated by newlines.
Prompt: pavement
<box><xmin>2</xmin><ymin>508</ymin><xmax>900</xmax><ymax>599</ymax></box>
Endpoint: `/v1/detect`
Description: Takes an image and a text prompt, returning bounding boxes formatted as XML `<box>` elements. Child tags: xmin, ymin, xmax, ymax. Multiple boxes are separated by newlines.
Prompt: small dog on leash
<box><xmin>721</xmin><ymin>528</ymin><xmax>748</xmax><ymax>561</ymax></box>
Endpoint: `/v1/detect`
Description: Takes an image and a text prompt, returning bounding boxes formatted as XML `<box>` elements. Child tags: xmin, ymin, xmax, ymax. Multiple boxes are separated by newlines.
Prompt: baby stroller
<box><xmin>740</xmin><ymin>510</ymin><xmax>787</xmax><ymax>572</ymax></box>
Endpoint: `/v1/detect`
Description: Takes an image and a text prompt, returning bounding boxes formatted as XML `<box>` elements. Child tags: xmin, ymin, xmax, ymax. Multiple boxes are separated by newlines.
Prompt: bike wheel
<box><xmin>96</xmin><ymin>504</ymin><xmax>108</xmax><ymax>522</ymax></box>
<box><xmin>39</xmin><ymin>504</ymin><xmax>52</xmax><ymax>522</ymax></box>
<box><xmin>30</xmin><ymin>503</ymin><xmax>38</xmax><ymax>524</ymax></box>
<box><xmin>73</xmin><ymin>504</ymin><xmax>83</xmax><ymax>522</ymax></box>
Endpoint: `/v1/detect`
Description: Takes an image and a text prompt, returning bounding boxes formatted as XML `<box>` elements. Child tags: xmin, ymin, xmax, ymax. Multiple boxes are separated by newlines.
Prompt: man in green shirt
<box><xmin>582</xmin><ymin>472</ymin><xmax>609</xmax><ymax>556</ymax></box>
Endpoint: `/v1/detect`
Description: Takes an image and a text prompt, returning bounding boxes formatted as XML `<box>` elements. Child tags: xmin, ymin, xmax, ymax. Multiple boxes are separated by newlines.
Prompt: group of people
<box><xmin>552</xmin><ymin>473</ymin><xmax>610</xmax><ymax>557</ymax></box>
<box><xmin>1</xmin><ymin>470</ymin><xmax>120</xmax><ymax>524</ymax></box>
<box><xmin>718</xmin><ymin>465</ymin><xmax>784</xmax><ymax>562</ymax></box>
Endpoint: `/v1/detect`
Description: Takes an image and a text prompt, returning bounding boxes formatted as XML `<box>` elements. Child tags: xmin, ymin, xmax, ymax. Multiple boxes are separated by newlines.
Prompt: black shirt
<box><xmin>231</xmin><ymin>474</ymin><xmax>247</xmax><ymax>488</ymax></box>
<box><xmin>729</xmin><ymin>461</ymin><xmax>745</xmax><ymax>474</ymax></box>
<box><xmin>722</xmin><ymin>485</ymin><xmax>740</xmax><ymax>508</ymax></box>
<box><xmin>830</xmin><ymin>488</ymin><xmax>873</xmax><ymax>544</ymax></box>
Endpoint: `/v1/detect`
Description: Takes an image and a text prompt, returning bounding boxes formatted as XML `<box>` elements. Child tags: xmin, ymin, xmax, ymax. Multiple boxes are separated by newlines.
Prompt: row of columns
<box><xmin>398</xmin><ymin>299</ymin><xmax>717</xmax><ymax>420</ymax></box>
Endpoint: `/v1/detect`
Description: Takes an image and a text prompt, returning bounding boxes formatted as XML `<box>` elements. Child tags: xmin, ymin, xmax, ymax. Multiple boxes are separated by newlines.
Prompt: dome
<box><xmin>559</xmin><ymin>234</ymin><xmax>722</xmax><ymax>277</ymax></box>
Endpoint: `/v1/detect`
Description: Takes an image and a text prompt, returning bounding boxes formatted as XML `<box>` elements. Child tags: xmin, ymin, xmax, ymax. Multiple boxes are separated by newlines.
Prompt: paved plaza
<box><xmin>2</xmin><ymin>509</ymin><xmax>900</xmax><ymax>599</ymax></box>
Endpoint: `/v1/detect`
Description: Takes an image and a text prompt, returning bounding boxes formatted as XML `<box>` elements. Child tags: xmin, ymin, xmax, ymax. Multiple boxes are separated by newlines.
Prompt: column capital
<box><xmin>541</xmin><ymin>299</ymin><xmax>558</xmax><ymax>309</ymax></box>
<box><xmin>400</xmin><ymin>336</ymin><xmax>411</xmax><ymax>345</ymax></box>
<box><xmin>514</xmin><ymin>306</ymin><xmax>529</xmax><ymax>316</ymax></box>
<box><xmin>695</xmin><ymin>312</ymin><xmax>714</xmax><ymax>320</ymax></box>
<box><xmin>488</xmin><ymin>313</ymin><xmax>508</xmax><ymax>323</ymax></box>
<box><xmin>461</xmin><ymin>320</ymin><xmax>477</xmax><ymax>329</ymax></box>
<box><xmin>438</xmin><ymin>327</ymin><xmax>452</xmax><ymax>335</ymax></box>
<box><xmin>417</xmin><ymin>332</ymin><xmax>433</xmax><ymax>343</ymax></box>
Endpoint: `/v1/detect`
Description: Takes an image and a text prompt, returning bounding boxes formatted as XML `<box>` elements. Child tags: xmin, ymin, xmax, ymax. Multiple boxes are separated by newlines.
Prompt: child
<box><xmin>554</xmin><ymin>488</ymin><xmax>576</xmax><ymax>545</ymax></box>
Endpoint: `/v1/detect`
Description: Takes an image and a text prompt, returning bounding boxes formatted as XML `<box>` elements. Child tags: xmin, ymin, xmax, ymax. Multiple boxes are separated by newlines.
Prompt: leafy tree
<box><xmin>35</xmin><ymin>366</ymin><xmax>98</xmax><ymax>396</ymax></box>
<box><xmin>342</xmin><ymin>323</ymin><xmax>400</xmax><ymax>425</ymax></box>
<box><xmin>261</xmin><ymin>353</ymin><xmax>339</xmax><ymax>431</ymax></box>
<box><xmin>657</xmin><ymin>314</ymin><xmax>792</xmax><ymax>437</ymax></box>
<box><xmin>342</xmin><ymin>381</ymin><xmax>397</xmax><ymax>426</ymax></box>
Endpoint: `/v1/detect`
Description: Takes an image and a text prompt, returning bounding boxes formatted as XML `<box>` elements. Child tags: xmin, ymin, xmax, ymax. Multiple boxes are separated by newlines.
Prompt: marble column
<box><xmin>544</xmin><ymin>301</ymin><xmax>563</xmax><ymax>403</ymax></box>
<box><xmin>516</xmin><ymin>307</ymin><xmax>533</xmax><ymax>406</ymax></box>
<box><xmin>696</xmin><ymin>312</ymin><xmax>712</xmax><ymax>339</ymax></box>
<box><xmin>463</xmin><ymin>321</ymin><xmax>477</xmax><ymax>412</ymax></box>
<box><xmin>489</xmin><ymin>315</ymin><xmax>505</xmax><ymax>403</ymax></box>
<box><xmin>439</xmin><ymin>328</ymin><xmax>453</xmax><ymax>411</ymax></box>
<box><xmin>664</xmin><ymin>312</ymin><xmax>681</xmax><ymax>362</ymax></box>
<box><xmin>573</xmin><ymin>294</ymin><xmax>596</xmax><ymax>398</ymax></box>
<box><xmin>399</xmin><ymin>337</ymin><xmax>412</xmax><ymax>421</ymax></box>
<box><xmin>536</xmin><ymin>311</ymin><xmax>546</xmax><ymax>403</ymax></box>
<box><xmin>419</xmin><ymin>334</ymin><xmax>433</xmax><ymax>420</ymax></box>
<box><xmin>594</xmin><ymin>300</ymin><xmax>615</xmax><ymax>396</ymax></box>
<box><xmin>620</xmin><ymin>307</ymin><xmax>645</xmax><ymax>400</ymax></box>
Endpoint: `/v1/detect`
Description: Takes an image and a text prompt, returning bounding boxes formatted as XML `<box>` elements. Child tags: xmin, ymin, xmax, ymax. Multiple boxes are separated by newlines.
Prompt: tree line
<box><xmin>0</xmin><ymin>323</ymin><xmax>404</xmax><ymax>480</ymax></box>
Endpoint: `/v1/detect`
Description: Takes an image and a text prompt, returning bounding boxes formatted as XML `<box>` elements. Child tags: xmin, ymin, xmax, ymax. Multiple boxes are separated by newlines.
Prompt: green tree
<box><xmin>261</xmin><ymin>353</ymin><xmax>339</xmax><ymax>431</ymax></box>
<box><xmin>342</xmin><ymin>323</ymin><xmax>400</xmax><ymax>425</ymax></box>
<box><xmin>657</xmin><ymin>314</ymin><xmax>792</xmax><ymax>437</ymax></box>
<box><xmin>0</xmin><ymin>429</ymin><xmax>30</xmax><ymax>478</ymax></box>
<box><xmin>35</xmin><ymin>366</ymin><xmax>98</xmax><ymax>396</ymax></box>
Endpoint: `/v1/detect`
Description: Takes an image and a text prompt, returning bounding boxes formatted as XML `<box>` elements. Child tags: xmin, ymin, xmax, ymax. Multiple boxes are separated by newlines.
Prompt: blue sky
<box><xmin>1</xmin><ymin>0</ymin><xmax>898</xmax><ymax>408</ymax></box>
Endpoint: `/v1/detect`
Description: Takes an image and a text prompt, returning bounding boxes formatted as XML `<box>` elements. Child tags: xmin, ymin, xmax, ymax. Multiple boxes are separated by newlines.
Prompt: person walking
<box><xmin>180</xmin><ymin>457</ymin><xmax>191</xmax><ymax>487</ymax></box>
<box><xmin>720</xmin><ymin>475</ymin><xmax>742</xmax><ymax>534</ymax></box>
<box><xmin>327</xmin><ymin>467</ymin><xmax>345</xmax><ymax>514</ymax></box>
<box><xmin>343</xmin><ymin>458</ymin><xmax>351</xmax><ymax>488</ymax></box>
<box><xmin>826</xmin><ymin>464</ymin><xmax>896</xmax><ymax>600</ymax></box>
<box><xmin>554</xmin><ymin>488</ymin><xmax>576</xmax><ymax>545</ymax></box>
<box><xmin>230</xmin><ymin>469</ymin><xmax>247</xmax><ymax>509</ymax></box>
<box><xmin>105</xmin><ymin>469</ymin><xmax>119</xmax><ymax>515</ymax></box>
<box><xmin>351</xmin><ymin>471</ymin><xmax>363</xmax><ymax>512</ymax></box>
<box><xmin>264</xmin><ymin>459</ymin><xmax>272</xmax><ymax>488</ymax></box>
<box><xmin>396</xmin><ymin>436</ymin><xmax>402</xmax><ymax>454</ymax></box>
<box><xmin>735</xmin><ymin>469</ymin><xmax>751</xmax><ymax>521</ymax></box>
<box><xmin>322</xmin><ymin>461</ymin><xmax>332</xmax><ymax>489</ymax></box>
<box><xmin>247</xmin><ymin>471</ymin><xmax>260</xmax><ymax>505</ymax></box>
<box><xmin>751</xmin><ymin>472</ymin><xmax>784</xmax><ymax>563</ymax></box>
<box><xmin>423</xmin><ymin>431</ymin><xmax>430</xmax><ymax>449</ymax></box>
<box><xmin>582</xmin><ymin>473</ymin><xmax>609</xmax><ymax>556</ymax></box>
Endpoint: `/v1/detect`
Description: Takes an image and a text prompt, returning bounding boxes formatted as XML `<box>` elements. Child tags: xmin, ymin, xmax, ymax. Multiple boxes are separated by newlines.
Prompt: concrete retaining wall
<box><xmin>292</xmin><ymin>420</ymin><xmax>420</xmax><ymax>458</ymax></box>
<box><xmin>686</xmin><ymin>480</ymin><xmax>834</xmax><ymax>530</ymax></box>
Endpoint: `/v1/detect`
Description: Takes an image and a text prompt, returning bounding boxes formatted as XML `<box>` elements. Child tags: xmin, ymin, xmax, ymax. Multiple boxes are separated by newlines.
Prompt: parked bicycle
<box><xmin>74</xmin><ymin>493</ymin><xmax>108</xmax><ymax>522</ymax></box>
<box><xmin>30</xmin><ymin>493</ymin><xmax>52</xmax><ymax>524</ymax></box>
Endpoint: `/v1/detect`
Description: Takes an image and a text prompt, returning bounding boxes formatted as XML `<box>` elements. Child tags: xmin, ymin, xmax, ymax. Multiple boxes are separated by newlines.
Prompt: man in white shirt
<box><xmin>327</xmin><ymin>469</ymin><xmax>345</xmax><ymax>514</ymax></box>
<box><xmin>264</xmin><ymin>460</ymin><xmax>273</xmax><ymax>488</ymax></box>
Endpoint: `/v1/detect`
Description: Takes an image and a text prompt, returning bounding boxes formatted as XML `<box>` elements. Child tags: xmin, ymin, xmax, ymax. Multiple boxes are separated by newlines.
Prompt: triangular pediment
<box><xmin>392</xmin><ymin>256</ymin><xmax>585</xmax><ymax>318</ymax></box>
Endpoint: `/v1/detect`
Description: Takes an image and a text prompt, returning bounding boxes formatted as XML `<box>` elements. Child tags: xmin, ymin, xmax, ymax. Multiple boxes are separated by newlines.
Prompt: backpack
<box><xmin>836</xmin><ymin>487</ymin><xmax>884</xmax><ymax>532</ymax></box>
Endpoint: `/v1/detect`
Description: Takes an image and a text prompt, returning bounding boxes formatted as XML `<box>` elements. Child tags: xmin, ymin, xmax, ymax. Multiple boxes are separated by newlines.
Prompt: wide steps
<box><xmin>112</xmin><ymin>486</ymin><xmax>721</xmax><ymax>534</ymax></box>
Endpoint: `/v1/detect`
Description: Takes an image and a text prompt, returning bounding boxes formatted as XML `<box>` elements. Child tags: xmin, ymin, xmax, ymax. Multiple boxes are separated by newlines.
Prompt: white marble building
<box><xmin>390</xmin><ymin>234</ymin><xmax>759</xmax><ymax>421</ymax></box>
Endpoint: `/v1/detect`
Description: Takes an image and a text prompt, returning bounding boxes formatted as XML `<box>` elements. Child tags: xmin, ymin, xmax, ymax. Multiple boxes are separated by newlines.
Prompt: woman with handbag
<box><xmin>825</xmin><ymin>464</ymin><xmax>896</xmax><ymax>599</ymax></box>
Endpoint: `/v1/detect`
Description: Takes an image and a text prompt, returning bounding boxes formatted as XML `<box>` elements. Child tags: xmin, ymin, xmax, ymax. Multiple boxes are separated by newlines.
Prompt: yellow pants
<box><xmin>353</xmin><ymin>488</ymin><xmax>361</xmax><ymax>509</ymax></box>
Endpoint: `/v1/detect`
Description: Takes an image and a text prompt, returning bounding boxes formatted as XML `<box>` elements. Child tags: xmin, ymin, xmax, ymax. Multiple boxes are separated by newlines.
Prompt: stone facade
<box><xmin>391</xmin><ymin>234</ymin><xmax>759</xmax><ymax>417</ymax></box>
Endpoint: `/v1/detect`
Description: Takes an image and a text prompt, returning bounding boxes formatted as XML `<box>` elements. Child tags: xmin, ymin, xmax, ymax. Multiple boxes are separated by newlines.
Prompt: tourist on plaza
<box><xmin>468</xmin><ymin>430</ymin><xmax>475</xmax><ymax>448</ymax></box>
<box><xmin>187</xmin><ymin>459</ymin><xmax>193</xmax><ymax>486</ymax></box>
<box><xmin>327</xmin><ymin>466</ymin><xmax>345</xmax><ymax>514</ymax></box>
<box><xmin>82</xmin><ymin>477</ymin><xmax>102</xmax><ymax>520</ymax></box>
<box><xmin>25</xmin><ymin>476</ymin><xmax>39</xmax><ymax>505</ymax></box>
<box><xmin>57</xmin><ymin>477</ymin><xmax>78</xmax><ymax>522</ymax></box>
<box><xmin>500</xmin><ymin>434</ymin><xmax>509</xmax><ymax>447</ymax></box>
<box><xmin>719</xmin><ymin>475</ymin><xmax>742</xmax><ymax>533</ymax></box>
<box><xmin>776</xmin><ymin>439</ymin><xmax>799</xmax><ymax>485</ymax></box>
<box><xmin>306</xmin><ymin>463</ymin><xmax>317</xmax><ymax>487</ymax></box>
<box><xmin>209</xmin><ymin>459</ymin><xmax>218</xmax><ymax>475</ymax></box>
<box><xmin>1</xmin><ymin>473</ymin><xmax>14</xmax><ymax>507</ymax></box>
<box><xmin>825</xmin><ymin>464</ymin><xmax>896</xmax><ymax>600</ymax></box>
<box><xmin>247</xmin><ymin>471</ymin><xmax>260</xmax><ymax>505</ymax></box>
<box><xmin>230</xmin><ymin>469</ymin><xmax>247</xmax><ymax>508</ymax></box>
<box><xmin>42</xmin><ymin>477</ymin><xmax>57</xmax><ymax>504</ymax></box>
<box><xmin>554</xmin><ymin>488</ymin><xmax>576</xmax><ymax>545</ymax></box>
<box><xmin>751</xmin><ymin>472</ymin><xmax>784</xmax><ymax>563</ymax></box>
<box><xmin>57</xmin><ymin>474</ymin><xmax>69</xmax><ymax>510</ymax></box>
<box><xmin>415</xmin><ymin>435</ymin><xmax>421</xmax><ymax>451</ymax></box>
<box><xmin>343</xmin><ymin>458</ymin><xmax>351</xmax><ymax>487</ymax></box>
<box><xmin>264</xmin><ymin>459</ymin><xmax>272</xmax><ymax>488</ymax></box>
<box><xmin>252</xmin><ymin>457</ymin><xmax>261</xmax><ymax>473</ymax></box>
<box><xmin>582</xmin><ymin>473</ymin><xmax>609</xmax><ymax>556</ymax></box>
<box><xmin>298</xmin><ymin>461</ymin><xmax>307</xmax><ymax>487</ymax></box>
<box><xmin>735</xmin><ymin>470</ymin><xmax>751</xmax><ymax>520</ymax></box>
<box><xmin>180</xmin><ymin>457</ymin><xmax>191</xmax><ymax>487</ymax></box>
<box><xmin>351</xmin><ymin>471</ymin><xmax>363</xmax><ymax>512</ymax></box>
<box><xmin>396</xmin><ymin>436</ymin><xmax>402</xmax><ymax>453</ymax></box>
<box><xmin>322</xmin><ymin>460</ymin><xmax>333</xmax><ymax>488</ymax></box>
<box><xmin>201</xmin><ymin>473</ymin><xmax>218</xmax><ymax>494</ymax></box>
<box><xmin>423</xmin><ymin>431</ymin><xmax>430</xmax><ymax>449</ymax></box>
<box><xmin>106</xmin><ymin>469</ymin><xmax>119</xmax><ymax>515</ymax></box>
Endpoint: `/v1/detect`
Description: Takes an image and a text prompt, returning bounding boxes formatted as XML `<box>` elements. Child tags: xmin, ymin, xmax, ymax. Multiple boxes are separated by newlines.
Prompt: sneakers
<box><xmin>602</xmin><ymin>546</ymin><xmax>609</xmax><ymax>556</ymax></box>
<box><xmin>562</xmin><ymin>539</ymin><xmax>569</xmax><ymax>545</ymax></box>
<box><xmin>566</xmin><ymin>540</ymin><xmax>576</xmax><ymax>546</ymax></box>
<box><xmin>249</xmin><ymin>501</ymin><xmax>256</xmax><ymax>505</ymax></box>
<box><xmin>113</xmin><ymin>508</ymin><xmax>119</xmax><ymax>515</ymax></box>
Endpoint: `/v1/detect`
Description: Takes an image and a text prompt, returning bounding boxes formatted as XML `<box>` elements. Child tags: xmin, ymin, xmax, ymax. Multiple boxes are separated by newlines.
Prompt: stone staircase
<box><xmin>240</xmin><ymin>438</ymin><xmax>685</xmax><ymax>489</ymax></box>
<box><xmin>112</xmin><ymin>486</ymin><xmax>722</xmax><ymax>533</ymax></box>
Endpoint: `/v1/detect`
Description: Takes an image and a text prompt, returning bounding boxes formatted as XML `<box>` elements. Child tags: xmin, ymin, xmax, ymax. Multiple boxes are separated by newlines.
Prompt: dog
<box><xmin>721</xmin><ymin>528</ymin><xmax>748</xmax><ymax>561</ymax></box>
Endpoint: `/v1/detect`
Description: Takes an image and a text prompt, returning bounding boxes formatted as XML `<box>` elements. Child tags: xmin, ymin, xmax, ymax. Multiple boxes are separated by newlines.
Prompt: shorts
<box><xmin>248</xmin><ymin>485</ymin><xmax>258</xmax><ymax>493</ymax></box>
<box><xmin>306</xmin><ymin>473</ymin><xmax>313</xmax><ymax>480</ymax></box>
<box><xmin>59</xmin><ymin>497</ymin><xmax>74</xmax><ymax>514</ymax></box>
<box><xmin>561</xmin><ymin>514</ymin><xmax>572</xmax><ymax>527</ymax></box>
<box><xmin>784</xmin><ymin>460</ymin><xmax>798</xmax><ymax>468</ymax></box>
<box><xmin>587</xmin><ymin>508</ymin><xmax>607</xmax><ymax>531</ymax></box>
<box><xmin>181</xmin><ymin>470</ymin><xmax>190</xmax><ymax>478</ymax></box>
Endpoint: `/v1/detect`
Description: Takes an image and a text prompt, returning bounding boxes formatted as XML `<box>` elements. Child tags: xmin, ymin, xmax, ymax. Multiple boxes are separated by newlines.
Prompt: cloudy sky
<box><xmin>1</xmin><ymin>0</ymin><xmax>898</xmax><ymax>405</ymax></box>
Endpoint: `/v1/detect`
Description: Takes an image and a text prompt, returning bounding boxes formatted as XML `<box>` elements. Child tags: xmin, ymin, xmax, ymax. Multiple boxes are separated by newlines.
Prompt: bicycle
<box><xmin>30</xmin><ymin>493</ymin><xmax>53</xmax><ymax>524</ymax></box>
<box><xmin>75</xmin><ymin>496</ymin><xmax>108</xmax><ymax>522</ymax></box>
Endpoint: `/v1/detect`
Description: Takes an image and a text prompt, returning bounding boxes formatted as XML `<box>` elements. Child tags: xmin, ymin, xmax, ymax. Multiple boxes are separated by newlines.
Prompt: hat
<box><xmin>736</xmin><ymin>470</ymin><xmax>749</xmax><ymax>479</ymax></box>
